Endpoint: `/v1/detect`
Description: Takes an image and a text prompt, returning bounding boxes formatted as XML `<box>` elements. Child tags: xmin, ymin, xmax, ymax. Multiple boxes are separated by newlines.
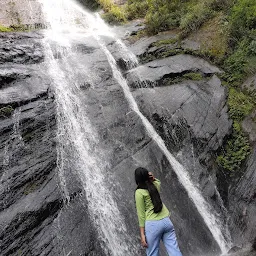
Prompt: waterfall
<box><xmin>40</xmin><ymin>0</ymin><xmax>137</xmax><ymax>255</ymax></box>
<box><xmin>39</xmin><ymin>0</ymin><xmax>232</xmax><ymax>254</ymax></box>
<box><xmin>96</xmin><ymin>40</ymin><xmax>232</xmax><ymax>254</ymax></box>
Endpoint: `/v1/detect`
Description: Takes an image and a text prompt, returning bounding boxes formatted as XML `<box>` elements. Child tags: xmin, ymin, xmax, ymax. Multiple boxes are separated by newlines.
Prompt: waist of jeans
<box><xmin>145</xmin><ymin>216</ymin><xmax>170</xmax><ymax>224</ymax></box>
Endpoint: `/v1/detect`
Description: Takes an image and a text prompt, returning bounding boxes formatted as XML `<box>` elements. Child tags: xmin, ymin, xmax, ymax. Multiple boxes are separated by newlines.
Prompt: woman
<box><xmin>135</xmin><ymin>167</ymin><xmax>183</xmax><ymax>256</ymax></box>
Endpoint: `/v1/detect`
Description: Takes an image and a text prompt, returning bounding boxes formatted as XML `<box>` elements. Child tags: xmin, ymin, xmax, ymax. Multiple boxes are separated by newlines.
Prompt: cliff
<box><xmin>0</xmin><ymin>3</ymin><xmax>255</xmax><ymax>256</ymax></box>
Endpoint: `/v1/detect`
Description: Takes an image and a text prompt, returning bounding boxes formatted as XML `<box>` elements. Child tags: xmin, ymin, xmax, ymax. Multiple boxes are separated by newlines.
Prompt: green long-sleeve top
<box><xmin>135</xmin><ymin>179</ymin><xmax>170</xmax><ymax>227</ymax></box>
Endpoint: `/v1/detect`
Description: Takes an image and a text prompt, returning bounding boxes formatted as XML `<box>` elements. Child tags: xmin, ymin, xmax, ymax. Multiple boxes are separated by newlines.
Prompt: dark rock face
<box><xmin>0</xmin><ymin>32</ymin><xmax>44</xmax><ymax>65</ymax></box>
<box><xmin>126</xmin><ymin>54</ymin><xmax>221</xmax><ymax>87</ymax></box>
<box><xmin>227</xmin><ymin>246</ymin><xmax>256</xmax><ymax>256</ymax></box>
<box><xmin>125</xmin><ymin>43</ymin><xmax>231</xmax><ymax>204</ymax></box>
<box><xmin>75</xmin><ymin>47</ymin><xmax>223</xmax><ymax>255</ymax></box>
<box><xmin>242</xmin><ymin>110</ymin><xmax>256</xmax><ymax>143</ymax></box>
<box><xmin>228</xmin><ymin>147</ymin><xmax>256</xmax><ymax>248</ymax></box>
<box><xmin>0</xmin><ymin>32</ymin><xmax>100</xmax><ymax>256</ymax></box>
<box><xmin>132</xmin><ymin>74</ymin><xmax>231</xmax><ymax>162</ymax></box>
<box><xmin>0</xmin><ymin>27</ymin><xmax>254</xmax><ymax>256</ymax></box>
<box><xmin>127</xmin><ymin>32</ymin><xmax>177</xmax><ymax>57</ymax></box>
<box><xmin>125</xmin><ymin>27</ymin><xmax>256</xmax><ymax>254</ymax></box>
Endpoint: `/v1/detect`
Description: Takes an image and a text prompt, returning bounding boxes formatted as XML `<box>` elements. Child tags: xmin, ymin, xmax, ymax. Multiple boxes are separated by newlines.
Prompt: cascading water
<box><xmin>40</xmin><ymin>1</ymin><xmax>138</xmax><ymax>255</ymax></box>
<box><xmin>96</xmin><ymin>40</ymin><xmax>232</xmax><ymax>254</ymax></box>
<box><xmin>1</xmin><ymin>108</ymin><xmax>23</xmax><ymax>185</ymax></box>
<box><xmin>39</xmin><ymin>0</ymin><xmax>232</xmax><ymax>254</ymax></box>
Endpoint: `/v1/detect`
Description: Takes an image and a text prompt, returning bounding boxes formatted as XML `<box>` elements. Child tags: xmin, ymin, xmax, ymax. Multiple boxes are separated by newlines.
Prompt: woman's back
<box><xmin>135</xmin><ymin>179</ymin><xmax>170</xmax><ymax>227</ymax></box>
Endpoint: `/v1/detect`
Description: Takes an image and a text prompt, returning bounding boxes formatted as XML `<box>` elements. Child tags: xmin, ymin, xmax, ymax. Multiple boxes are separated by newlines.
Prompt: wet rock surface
<box><xmin>242</xmin><ymin>110</ymin><xmax>256</xmax><ymax>143</ymax></box>
<box><xmin>132</xmin><ymin>75</ymin><xmax>230</xmax><ymax>154</ymax></box>
<box><xmin>0</xmin><ymin>33</ymin><xmax>101</xmax><ymax>256</ymax></box>
<box><xmin>0</xmin><ymin>27</ymin><xmax>255</xmax><ymax>256</ymax></box>
<box><xmin>127</xmin><ymin>32</ymin><xmax>176</xmax><ymax>56</ymax></box>
<box><xmin>228</xmin><ymin>147</ymin><xmax>256</xmax><ymax>248</ymax></box>
<box><xmin>0</xmin><ymin>32</ymin><xmax>44</xmax><ymax>65</ymax></box>
<box><xmin>227</xmin><ymin>246</ymin><xmax>256</xmax><ymax>256</ymax></box>
<box><xmin>76</xmin><ymin>46</ymin><xmax>222</xmax><ymax>256</ymax></box>
<box><xmin>124</xmin><ymin>27</ymin><xmax>256</xmax><ymax>253</ymax></box>
<box><xmin>126</xmin><ymin>54</ymin><xmax>221</xmax><ymax>87</ymax></box>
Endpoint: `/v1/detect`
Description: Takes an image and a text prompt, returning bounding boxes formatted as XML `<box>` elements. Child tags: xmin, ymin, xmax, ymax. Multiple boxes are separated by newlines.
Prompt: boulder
<box><xmin>126</xmin><ymin>54</ymin><xmax>221</xmax><ymax>87</ymax></box>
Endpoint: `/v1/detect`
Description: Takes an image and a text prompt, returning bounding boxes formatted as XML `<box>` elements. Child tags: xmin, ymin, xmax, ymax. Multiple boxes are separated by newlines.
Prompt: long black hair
<box><xmin>135</xmin><ymin>167</ymin><xmax>163</xmax><ymax>213</ymax></box>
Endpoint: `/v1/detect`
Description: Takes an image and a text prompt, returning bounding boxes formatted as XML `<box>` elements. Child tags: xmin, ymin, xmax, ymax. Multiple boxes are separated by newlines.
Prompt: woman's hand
<box><xmin>141</xmin><ymin>234</ymin><xmax>148</xmax><ymax>248</ymax></box>
<box><xmin>148</xmin><ymin>172</ymin><xmax>155</xmax><ymax>182</ymax></box>
<box><xmin>139</xmin><ymin>227</ymin><xmax>148</xmax><ymax>247</ymax></box>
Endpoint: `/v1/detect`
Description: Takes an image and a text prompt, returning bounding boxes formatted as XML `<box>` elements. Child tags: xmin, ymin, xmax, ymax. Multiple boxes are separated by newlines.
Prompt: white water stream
<box><xmin>39</xmin><ymin>0</ymin><xmax>232</xmax><ymax>254</ymax></box>
<box><xmin>97</xmin><ymin>40</ymin><xmax>232</xmax><ymax>254</ymax></box>
<box><xmin>40</xmin><ymin>1</ymin><xmax>137</xmax><ymax>255</ymax></box>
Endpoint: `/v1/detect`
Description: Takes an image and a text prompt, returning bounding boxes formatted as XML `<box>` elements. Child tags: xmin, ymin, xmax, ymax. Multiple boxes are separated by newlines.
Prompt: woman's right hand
<box><xmin>141</xmin><ymin>234</ymin><xmax>148</xmax><ymax>248</ymax></box>
<box><xmin>148</xmin><ymin>172</ymin><xmax>155</xmax><ymax>182</ymax></box>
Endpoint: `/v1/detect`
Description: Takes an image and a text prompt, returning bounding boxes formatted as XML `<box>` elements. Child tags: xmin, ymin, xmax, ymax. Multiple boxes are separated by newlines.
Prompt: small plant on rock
<box><xmin>0</xmin><ymin>105</ymin><xmax>14</xmax><ymax>118</ymax></box>
<box><xmin>0</xmin><ymin>24</ymin><xmax>12</xmax><ymax>32</ymax></box>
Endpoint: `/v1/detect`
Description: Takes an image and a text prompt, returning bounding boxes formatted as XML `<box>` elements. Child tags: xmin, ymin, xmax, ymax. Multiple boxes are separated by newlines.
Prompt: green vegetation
<box><xmin>214</xmin><ymin>1</ymin><xmax>256</xmax><ymax>175</ymax></box>
<box><xmin>152</xmin><ymin>37</ymin><xmax>178</xmax><ymax>47</ymax></box>
<box><xmin>228</xmin><ymin>88</ymin><xmax>255</xmax><ymax>121</ymax></box>
<box><xmin>24</xmin><ymin>182</ymin><xmax>39</xmax><ymax>195</ymax></box>
<box><xmin>217</xmin><ymin>88</ymin><xmax>255</xmax><ymax>175</ymax></box>
<box><xmin>125</xmin><ymin>0</ymin><xmax>256</xmax><ymax>68</ymax></box>
<box><xmin>0</xmin><ymin>24</ymin><xmax>12</xmax><ymax>32</ymax></box>
<box><xmin>179</xmin><ymin>1</ymin><xmax>213</xmax><ymax>35</ymax></box>
<box><xmin>0</xmin><ymin>24</ymin><xmax>30</xmax><ymax>32</ymax></box>
<box><xmin>0</xmin><ymin>106</ymin><xmax>14</xmax><ymax>118</ymax></box>
<box><xmin>101</xmin><ymin>5</ymin><xmax>127</xmax><ymax>24</ymax></box>
<box><xmin>126</xmin><ymin>0</ymin><xmax>148</xmax><ymax>19</ymax></box>
<box><xmin>161</xmin><ymin>72</ymin><xmax>204</xmax><ymax>86</ymax></box>
<box><xmin>183</xmin><ymin>72</ymin><xmax>203</xmax><ymax>81</ymax></box>
<box><xmin>125</xmin><ymin>0</ymin><xmax>232</xmax><ymax>34</ymax></box>
<box><xmin>229</xmin><ymin>0</ymin><xmax>256</xmax><ymax>42</ymax></box>
<box><xmin>217</xmin><ymin>121</ymin><xmax>251</xmax><ymax>175</ymax></box>
<box><xmin>121</xmin><ymin>0</ymin><xmax>256</xmax><ymax>175</ymax></box>
<box><xmin>144</xmin><ymin>1</ymin><xmax>181</xmax><ymax>35</ymax></box>
<box><xmin>98</xmin><ymin>0</ymin><xmax>126</xmax><ymax>24</ymax></box>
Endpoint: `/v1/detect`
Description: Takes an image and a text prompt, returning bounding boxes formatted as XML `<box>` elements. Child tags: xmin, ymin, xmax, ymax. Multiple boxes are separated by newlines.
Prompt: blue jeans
<box><xmin>145</xmin><ymin>217</ymin><xmax>183</xmax><ymax>256</ymax></box>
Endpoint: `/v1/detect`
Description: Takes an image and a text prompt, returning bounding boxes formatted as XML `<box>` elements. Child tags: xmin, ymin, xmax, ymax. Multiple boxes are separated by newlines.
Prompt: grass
<box><xmin>98</xmin><ymin>0</ymin><xmax>126</xmax><ymax>24</ymax></box>
<box><xmin>161</xmin><ymin>72</ymin><xmax>205</xmax><ymax>87</ymax></box>
<box><xmin>0</xmin><ymin>24</ymin><xmax>31</xmax><ymax>32</ymax></box>
<box><xmin>152</xmin><ymin>38</ymin><xmax>178</xmax><ymax>47</ymax></box>
<box><xmin>102</xmin><ymin>5</ymin><xmax>127</xmax><ymax>24</ymax></box>
<box><xmin>183</xmin><ymin>72</ymin><xmax>203</xmax><ymax>81</ymax></box>
<box><xmin>179</xmin><ymin>1</ymin><xmax>213</xmax><ymax>35</ymax></box>
<box><xmin>185</xmin><ymin>14</ymin><xmax>229</xmax><ymax>62</ymax></box>
<box><xmin>125</xmin><ymin>0</ymin><xmax>148</xmax><ymax>19</ymax></box>
<box><xmin>0</xmin><ymin>24</ymin><xmax>12</xmax><ymax>32</ymax></box>
<box><xmin>228</xmin><ymin>87</ymin><xmax>255</xmax><ymax>121</ymax></box>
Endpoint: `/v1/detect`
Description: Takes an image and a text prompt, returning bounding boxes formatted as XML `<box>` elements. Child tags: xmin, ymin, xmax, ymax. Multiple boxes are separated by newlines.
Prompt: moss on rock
<box><xmin>0</xmin><ymin>105</ymin><xmax>14</xmax><ymax>118</ymax></box>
